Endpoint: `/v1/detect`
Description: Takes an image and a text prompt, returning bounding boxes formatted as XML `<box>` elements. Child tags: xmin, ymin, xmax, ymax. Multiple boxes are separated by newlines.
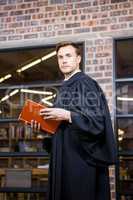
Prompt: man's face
<box><xmin>57</xmin><ymin>45</ymin><xmax>81</xmax><ymax>75</ymax></box>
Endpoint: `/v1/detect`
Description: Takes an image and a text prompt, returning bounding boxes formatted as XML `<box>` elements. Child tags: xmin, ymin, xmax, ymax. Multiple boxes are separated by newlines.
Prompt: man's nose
<box><xmin>63</xmin><ymin>57</ymin><xmax>67</xmax><ymax>63</ymax></box>
<box><xmin>63</xmin><ymin>60</ymin><xmax>67</xmax><ymax>64</ymax></box>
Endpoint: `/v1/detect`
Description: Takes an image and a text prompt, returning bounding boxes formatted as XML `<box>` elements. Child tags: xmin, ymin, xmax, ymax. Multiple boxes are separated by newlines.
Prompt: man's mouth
<box><xmin>62</xmin><ymin>65</ymin><xmax>69</xmax><ymax>68</ymax></box>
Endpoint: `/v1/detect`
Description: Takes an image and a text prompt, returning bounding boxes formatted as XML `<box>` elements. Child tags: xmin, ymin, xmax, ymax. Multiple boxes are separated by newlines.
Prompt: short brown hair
<box><xmin>56</xmin><ymin>41</ymin><xmax>81</xmax><ymax>56</ymax></box>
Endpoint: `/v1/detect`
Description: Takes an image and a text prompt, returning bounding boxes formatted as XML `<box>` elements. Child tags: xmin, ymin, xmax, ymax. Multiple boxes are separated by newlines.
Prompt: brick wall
<box><xmin>0</xmin><ymin>0</ymin><xmax>133</xmax><ymax>41</ymax></box>
<box><xmin>1</xmin><ymin>0</ymin><xmax>133</xmax><ymax>199</ymax></box>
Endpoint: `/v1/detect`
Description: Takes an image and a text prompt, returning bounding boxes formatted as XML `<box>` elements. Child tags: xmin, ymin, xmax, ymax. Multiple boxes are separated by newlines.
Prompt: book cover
<box><xmin>18</xmin><ymin>99</ymin><xmax>61</xmax><ymax>134</ymax></box>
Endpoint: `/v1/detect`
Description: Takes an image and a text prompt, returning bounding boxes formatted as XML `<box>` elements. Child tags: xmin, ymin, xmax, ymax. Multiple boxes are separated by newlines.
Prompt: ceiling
<box><xmin>0</xmin><ymin>43</ymin><xmax>84</xmax><ymax>87</ymax></box>
<box><xmin>0</xmin><ymin>46</ymin><xmax>62</xmax><ymax>86</ymax></box>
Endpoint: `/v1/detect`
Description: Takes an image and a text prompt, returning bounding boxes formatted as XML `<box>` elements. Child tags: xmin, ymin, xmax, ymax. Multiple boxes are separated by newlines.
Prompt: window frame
<box><xmin>0</xmin><ymin>42</ymin><xmax>85</xmax><ymax>194</ymax></box>
<box><xmin>113</xmin><ymin>37</ymin><xmax>133</xmax><ymax>200</ymax></box>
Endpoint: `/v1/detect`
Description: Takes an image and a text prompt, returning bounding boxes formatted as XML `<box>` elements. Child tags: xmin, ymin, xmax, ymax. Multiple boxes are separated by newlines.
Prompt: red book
<box><xmin>18</xmin><ymin>99</ymin><xmax>61</xmax><ymax>134</ymax></box>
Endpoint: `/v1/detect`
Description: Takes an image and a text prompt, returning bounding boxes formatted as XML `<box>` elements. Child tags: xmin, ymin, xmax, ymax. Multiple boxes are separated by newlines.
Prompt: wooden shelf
<box><xmin>0</xmin><ymin>168</ymin><xmax>48</xmax><ymax>176</ymax></box>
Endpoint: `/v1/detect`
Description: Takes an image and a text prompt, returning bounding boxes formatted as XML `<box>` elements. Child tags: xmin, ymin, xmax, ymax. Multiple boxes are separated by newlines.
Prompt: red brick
<box><xmin>0</xmin><ymin>12</ymin><xmax>8</xmax><ymax>17</ymax></box>
<box><xmin>96</xmin><ymin>52</ymin><xmax>110</xmax><ymax>57</ymax></box>
<box><xmin>96</xmin><ymin>78</ymin><xmax>112</xmax><ymax>84</ymax></box>
<box><xmin>110</xmin><ymin>23</ymin><xmax>127</xmax><ymax>30</ymax></box>
<box><xmin>129</xmin><ymin>9</ymin><xmax>133</xmax><ymax>15</ymax></box>
<box><xmin>0</xmin><ymin>29</ymin><xmax>15</xmax><ymax>35</ymax></box>
<box><xmin>99</xmin><ymin>0</ymin><xmax>110</xmax><ymax>5</ymax></box>
<box><xmin>119</xmin><ymin>2</ymin><xmax>131</xmax><ymax>8</ymax></box>
<box><xmin>65</xmin><ymin>23</ymin><xmax>80</xmax><ymax>28</ymax></box>
<box><xmin>16</xmin><ymin>15</ymin><xmax>31</xmax><ymax>21</ymax></box>
<box><xmin>57</xmin><ymin>30</ymin><xmax>72</xmax><ymax>35</ymax></box>
<box><xmin>4</xmin><ymin>5</ymin><xmax>16</xmax><ymax>10</ymax></box>
<box><xmin>53</xmin><ymin>11</ymin><xmax>64</xmax><ymax>17</ymax></box>
<box><xmin>100</xmin><ymin>18</ymin><xmax>117</xmax><ymax>25</ymax></box>
<box><xmin>111</xmin><ymin>0</ymin><xmax>127</xmax><ymax>3</ymax></box>
<box><xmin>0</xmin><ymin>36</ymin><xmax>7</xmax><ymax>41</ymax></box>
<box><xmin>24</xmin><ymin>0</ymin><xmax>37</xmax><ymax>2</ymax></box>
<box><xmin>57</xmin><ymin>4</ymin><xmax>73</xmax><ymax>10</ymax></box>
<box><xmin>17</xmin><ymin>3</ymin><xmax>31</xmax><ymax>9</ymax></box>
<box><xmin>24</xmin><ymin>20</ymin><xmax>39</xmax><ymax>26</ymax></box>
<box><xmin>45</xmin><ymin>6</ymin><xmax>56</xmax><ymax>12</ymax></box>
<box><xmin>82</xmin><ymin>7</ymin><xmax>99</xmax><ymax>13</ymax></box>
<box><xmin>1</xmin><ymin>17</ymin><xmax>12</xmax><ymax>23</ymax></box>
<box><xmin>92</xmin><ymin>26</ymin><xmax>107</xmax><ymax>32</ymax></box>
<box><xmin>24</xmin><ymin>33</ymin><xmax>38</xmax><ymax>39</ymax></box>
<box><xmin>33</xmin><ymin>1</ymin><xmax>48</xmax><ymax>7</ymax></box>
<box><xmin>89</xmin><ymin>72</ymin><xmax>103</xmax><ymax>78</ymax></box>
<box><xmin>40</xmin><ymin>31</ymin><xmax>55</xmax><ymax>37</ymax></box>
<box><xmin>75</xmin><ymin>2</ymin><xmax>91</xmax><ymax>9</ymax></box>
<box><xmin>8</xmin><ymin>22</ymin><xmax>23</xmax><ymax>28</ymax></box>
<box><xmin>8</xmin><ymin>0</ymin><xmax>23</xmax><ymax>3</ymax></box>
<box><xmin>101</xmin><ymin>4</ymin><xmax>118</xmax><ymax>11</ymax></box>
<box><xmin>129</xmin><ymin>22</ymin><xmax>133</xmax><ymax>28</ymax></box>
<box><xmin>0</xmin><ymin>0</ymin><xmax>7</xmax><ymax>5</ymax></box>
<box><xmin>71</xmin><ymin>10</ymin><xmax>77</xmax><ymax>15</ymax></box>
<box><xmin>32</xmin><ymin>14</ymin><xmax>44</xmax><ymax>20</ymax></box>
<box><xmin>82</xmin><ymin>20</ymin><xmax>98</xmax><ymax>27</ymax></box>
<box><xmin>104</xmin><ymin>71</ymin><xmax>112</xmax><ymax>76</ymax></box>
<box><xmin>95</xmin><ymin>65</ymin><xmax>105</xmax><ymax>71</ymax></box>
<box><xmin>110</xmin><ymin>10</ymin><xmax>128</xmax><ymax>16</ymax></box>
<box><xmin>92</xmin><ymin>12</ymin><xmax>108</xmax><ymax>19</ymax></box>
<box><xmin>25</xmin><ymin>8</ymin><xmax>39</xmax><ymax>14</ymax></box>
<box><xmin>10</xmin><ymin>10</ymin><xmax>24</xmax><ymax>16</ymax></box>
<box><xmin>8</xmin><ymin>35</ymin><xmax>23</xmax><ymax>40</ymax></box>
<box><xmin>119</xmin><ymin>16</ymin><xmax>133</xmax><ymax>22</ymax></box>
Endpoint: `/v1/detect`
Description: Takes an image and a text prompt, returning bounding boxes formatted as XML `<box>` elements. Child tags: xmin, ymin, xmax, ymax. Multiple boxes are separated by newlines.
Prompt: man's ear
<box><xmin>77</xmin><ymin>55</ymin><xmax>81</xmax><ymax>64</ymax></box>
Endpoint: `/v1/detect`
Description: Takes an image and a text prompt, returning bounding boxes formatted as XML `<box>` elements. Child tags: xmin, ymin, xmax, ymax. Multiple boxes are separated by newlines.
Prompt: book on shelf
<box><xmin>0</xmin><ymin>147</ymin><xmax>10</xmax><ymax>152</ymax></box>
<box><xmin>0</xmin><ymin>128</ymin><xmax>8</xmax><ymax>139</ymax></box>
<box><xmin>18</xmin><ymin>99</ymin><xmax>61</xmax><ymax>134</ymax></box>
<box><xmin>37</xmin><ymin>163</ymin><xmax>49</xmax><ymax>169</ymax></box>
<box><xmin>18</xmin><ymin>140</ymin><xmax>44</xmax><ymax>152</ymax></box>
<box><xmin>5</xmin><ymin>169</ymin><xmax>31</xmax><ymax>188</ymax></box>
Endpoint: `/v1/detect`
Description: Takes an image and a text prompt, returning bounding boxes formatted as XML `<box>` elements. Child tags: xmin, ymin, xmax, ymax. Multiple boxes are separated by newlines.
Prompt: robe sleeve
<box><xmin>70</xmin><ymin>79</ymin><xmax>105</xmax><ymax>136</ymax></box>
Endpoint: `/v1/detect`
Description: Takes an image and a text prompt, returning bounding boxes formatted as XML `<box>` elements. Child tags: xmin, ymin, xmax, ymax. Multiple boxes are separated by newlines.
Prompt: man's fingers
<box><xmin>34</xmin><ymin>120</ymin><xmax>37</xmax><ymax>129</ymax></box>
<box><xmin>40</xmin><ymin>108</ymin><xmax>53</xmax><ymax>115</ymax></box>
<box><xmin>31</xmin><ymin>120</ymin><xmax>34</xmax><ymax>128</ymax></box>
<box><xmin>37</xmin><ymin>123</ymin><xmax>41</xmax><ymax>131</ymax></box>
<box><xmin>25</xmin><ymin>121</ymin><xmax>28</xmax><ymax>126</ymax></box>
<box><xmin>40</xmin><ymin>111</ymin><xmax>53</xmax><ymax>117</ymax></box>
<box><xmin>31</xmin><ymin>120</ymin><xmax>41</xmax><ymax>132</ymax></box>
<box><xmin>43</xmin><ymin>116</ymin><xmax>53</xmax><ymax>119</ymax></box>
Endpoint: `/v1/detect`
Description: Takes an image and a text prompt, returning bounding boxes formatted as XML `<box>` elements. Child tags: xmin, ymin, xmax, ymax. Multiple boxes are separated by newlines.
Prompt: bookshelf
<box><xmin>0</xmin><ymin>41</ymin><xmax>68</xmax><ymax>200</ymax></box>
<box><xmin>0</xmin><ymin>121</ymin><xmax>50</xmax><ymax>200</ymax></box>
<box><xmin>0</xmin><ymin>82</ymin><xmax>61</xmax><ymax>200</ymax></box>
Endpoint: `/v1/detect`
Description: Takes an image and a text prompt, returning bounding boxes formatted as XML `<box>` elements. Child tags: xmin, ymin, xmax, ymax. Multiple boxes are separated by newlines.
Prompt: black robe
<box><xmin>47</xmin><ymin>72</ymin><xmax>117</xmax><ymax>200</ymax></box>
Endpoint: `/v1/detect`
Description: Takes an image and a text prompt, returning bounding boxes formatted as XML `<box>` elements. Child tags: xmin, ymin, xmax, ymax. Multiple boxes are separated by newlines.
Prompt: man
<box><xmin>32</xmin><ymin>41</ymin><xmax>117</xmax><ymax>200</ymax></box>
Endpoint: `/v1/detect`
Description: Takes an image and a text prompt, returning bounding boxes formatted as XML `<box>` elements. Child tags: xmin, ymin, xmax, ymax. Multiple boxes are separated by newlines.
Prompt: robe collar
<box><xmin>62</xmin><ymin>71</ymin><xmax>84</xmax><ymax>87</ymax></box>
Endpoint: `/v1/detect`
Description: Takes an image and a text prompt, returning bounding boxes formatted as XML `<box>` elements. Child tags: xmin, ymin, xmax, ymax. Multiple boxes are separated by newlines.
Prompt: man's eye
<box><xmin>58</xmin><ymin>56</ymin><xmax>63</xmax><ymax>59</ymax></box>
<box><xmin>66</xmin><ymin>54</ymin><xmax>71</xmax><ymax>57</ymax></box>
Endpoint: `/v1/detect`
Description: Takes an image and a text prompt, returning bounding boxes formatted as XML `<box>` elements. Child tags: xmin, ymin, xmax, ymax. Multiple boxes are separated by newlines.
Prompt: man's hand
<box><xmin>40</xmin><ymin>108</ymin><xmax>71</xmax><ymax>122</ymax></box>
<box><xmin>31</xmin><ymin>120</ymin><xmax>41</xmax><ymax>132</ymax></box>
<box><xmin>29</xmin><ymin>108</ymin><xmax>71</xmax><ymax>132</ymax></box>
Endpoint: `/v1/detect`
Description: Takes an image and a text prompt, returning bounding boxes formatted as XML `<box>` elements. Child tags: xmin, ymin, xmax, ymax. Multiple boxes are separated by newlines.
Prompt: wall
<box><xmin>0</xmin><ymin>0</ymin><xmax>133</xmax><ymax>199</ymax></box>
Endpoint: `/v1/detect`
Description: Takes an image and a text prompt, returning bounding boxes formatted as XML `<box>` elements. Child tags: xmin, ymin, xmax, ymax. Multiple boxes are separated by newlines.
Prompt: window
<box><xmin>0</xmin><ymin>45</ymin><xmax>60</xmax><ymax>199</ymax></box>
<box><xmin>0</xmin><ymin>43</ymin><xmax>84</xmax><ymax>199</ymax></box>
<box><xmin>115</xmin><ymin>38</ymin><xmax>133</xmax><ymax>200</ymax></box>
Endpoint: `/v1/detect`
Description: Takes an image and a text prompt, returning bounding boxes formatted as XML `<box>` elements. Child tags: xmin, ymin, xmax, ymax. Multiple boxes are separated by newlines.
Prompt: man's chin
<box><xmin>61</xmin><ymin>70</ymin><xmax>72</xmax><ymax>75</ymax></box>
